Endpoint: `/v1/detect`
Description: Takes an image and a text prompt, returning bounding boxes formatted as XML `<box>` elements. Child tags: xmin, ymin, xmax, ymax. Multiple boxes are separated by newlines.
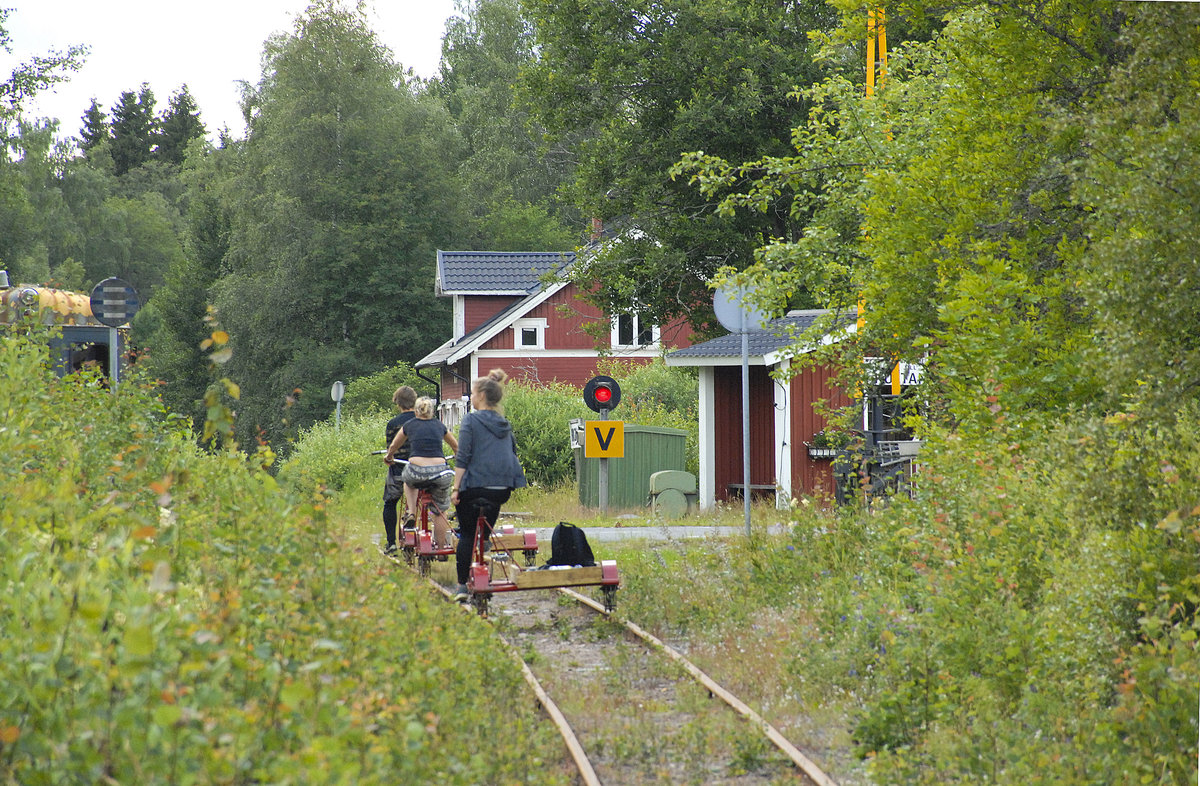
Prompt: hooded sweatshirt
<box><xmin>454</xmin><ymin>409</ymin><xmax>528</xmax><ymax>491</ymax></box>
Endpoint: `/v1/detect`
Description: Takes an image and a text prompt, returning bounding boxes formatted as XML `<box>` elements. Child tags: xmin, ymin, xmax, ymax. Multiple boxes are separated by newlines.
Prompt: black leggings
<box><xmin>454</xmin><ymin>487</ymin><xmax>511</xmax><ymax>584</ymax></box>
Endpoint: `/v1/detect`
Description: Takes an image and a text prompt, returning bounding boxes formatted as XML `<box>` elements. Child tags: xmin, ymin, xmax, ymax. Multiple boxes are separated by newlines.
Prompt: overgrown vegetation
<box><xmin>0</xmin><ymin>329</ymin><xmax>570</xmax><ymax>784</ymax></box>
<box><xmin>607</xmin><ymin>407</ymin><xmax>1200</xmax><ymax>783</ymax></box>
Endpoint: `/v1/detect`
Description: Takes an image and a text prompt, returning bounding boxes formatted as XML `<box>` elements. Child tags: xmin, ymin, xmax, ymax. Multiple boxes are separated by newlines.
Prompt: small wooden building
<box><xmin>665</xmin><ymin>310</ymin><xmax>853</xmax><ymax>509</ymax></box>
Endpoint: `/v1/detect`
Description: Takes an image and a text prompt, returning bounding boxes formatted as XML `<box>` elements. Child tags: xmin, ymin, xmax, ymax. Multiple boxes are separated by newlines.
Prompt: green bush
<box><xmin>0</xmin><ymin>329</ymin><xmax>568</xmax><ymax>785</ymax></box>
<box><xmin>503</xmin><ymin>380</ymin><xmax>593</xmax><ymax>487</ymax></box>
<box><xmin>339</xmin><ymin>361</ymin><xmax>436</xmax><ymax>421</ymax></box>
<box><xmin>278</xmin><ymin>412</ymin><xmax>382</xmax><ymax>495</ymax></box>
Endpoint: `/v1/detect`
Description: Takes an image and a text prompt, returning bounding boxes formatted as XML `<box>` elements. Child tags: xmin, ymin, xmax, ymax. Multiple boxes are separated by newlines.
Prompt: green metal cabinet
<box><xmin>574</xmin><ymin>424</ymin><xmax>688</xmax><ymax>510</ymax></box>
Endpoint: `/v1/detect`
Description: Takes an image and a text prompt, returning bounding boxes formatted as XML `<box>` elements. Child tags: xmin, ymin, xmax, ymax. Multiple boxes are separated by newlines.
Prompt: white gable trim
<box><xmin>438</xmin><ymin>280</ymin><xmax>569</xmax><ymax>368</ymax></box>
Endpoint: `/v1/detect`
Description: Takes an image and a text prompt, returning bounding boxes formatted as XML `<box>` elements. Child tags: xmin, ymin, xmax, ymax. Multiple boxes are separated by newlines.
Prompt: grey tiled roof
<box><xmin>437</xmin><ymin>251</ymin><xmax>575</xmax><ymax>294</ymax></box>
<box><xmin>667</xmin><ymin>309</ymin><xmax>853</xmax><ymax>362</ymax></box>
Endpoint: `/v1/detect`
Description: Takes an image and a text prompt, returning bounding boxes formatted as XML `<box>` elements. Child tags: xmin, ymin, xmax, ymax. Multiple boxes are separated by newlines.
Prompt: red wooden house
<box><xmin>665</xmin><ymin>310</ymin><xmax>856</xmax><ymax>509</ymax></box>
<box><xmin>416</xmin><ymin>251</ymin><xmax>693</xmax><ymax>423</ymax></box>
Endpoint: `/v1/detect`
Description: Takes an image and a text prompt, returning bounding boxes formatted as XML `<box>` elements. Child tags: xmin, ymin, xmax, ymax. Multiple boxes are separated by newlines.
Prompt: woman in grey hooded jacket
<box><xmin>450</xmin><ymin>368</ymin><xmax>527</xmax><ymax>600</ymax></box>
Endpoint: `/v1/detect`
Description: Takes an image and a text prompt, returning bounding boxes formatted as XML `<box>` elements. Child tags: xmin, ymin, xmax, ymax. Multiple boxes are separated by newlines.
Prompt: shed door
<box><xmin>713</xmin><ymin>365</ymin><xmax>775</xmax><ymax>501</ymax></box>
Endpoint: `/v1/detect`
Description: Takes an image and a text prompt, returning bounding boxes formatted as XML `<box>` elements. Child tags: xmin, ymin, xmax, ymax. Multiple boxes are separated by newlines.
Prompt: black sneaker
<box><xmin>452</xmin><ymin>584</ymin><xmax>469</xmax><ymax>602</ymax></box>
<box><xmin>383</xmin><ymin>543</ymin><xmax>398</xmax><ymax>556</ymax></box>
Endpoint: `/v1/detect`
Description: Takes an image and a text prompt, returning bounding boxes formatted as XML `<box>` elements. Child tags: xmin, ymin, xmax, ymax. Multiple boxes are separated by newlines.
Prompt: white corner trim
<box><xmin>697</xmin><ymin>366</ymin><xmax>715</xmax><ymax>510</ymax></box>
<box><xmin>774</xmin><ymin>359</ymin><xmax>792</xmax><ymax>509</ymax></box>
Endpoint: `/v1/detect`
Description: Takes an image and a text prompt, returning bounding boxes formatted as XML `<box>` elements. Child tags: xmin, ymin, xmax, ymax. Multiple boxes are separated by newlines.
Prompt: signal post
<box><xmin>582</xmin><ymin>375</ymin><xmax>622</xmax><ymax>514</ymax></box>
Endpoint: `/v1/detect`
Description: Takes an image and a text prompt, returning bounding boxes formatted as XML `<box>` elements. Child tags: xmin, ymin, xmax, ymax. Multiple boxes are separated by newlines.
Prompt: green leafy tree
<box><xmin>0</xmin><ymin>9</ymin><xmax>86</xmax><ymax>277</ymax></box>
<box><xmin>678</xmin><ymin>1</ymin><xmax>1125</xmax><ymax>429</ymax></box>
<box><xmin>431</xmin><ymin>0</ymin><xmax>578</xmax><ymax>249</ymax></box>
<box><xmin>1071</xmin><ymin>9</ymin><xmax>1200</xmax><ymax>418</ymax></box>
<box><xmin>85</xmin><ymin>193</ymin><xmax>184</xmax><ymax>294</ymax></box>
<box><xmin>5</xmin><ymin>119</ymin><xmax>82</xmax><ymax>284</ymax></box>
<box><xmin>0</xmin><ymin>8</ymin><xmax>87</xmax><ymax>132</ymax></box>
<box><xmin>518</xmin><ymin>0</ymin><xmax>841</xmax><ymax>329</ymax></box>
<box><xmin>212</xmin><ymin>0</ymin><xmax>468</xmax><ymax>447</ymax></box>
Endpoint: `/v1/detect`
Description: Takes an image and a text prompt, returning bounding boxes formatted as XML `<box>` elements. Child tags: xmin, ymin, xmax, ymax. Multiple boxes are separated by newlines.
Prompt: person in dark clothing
<box><xmin>386</xmin><ymin>396</ymin><xmax>458</xmax><ymax>549</ymax></box>
<box><xmin>381</xmin><ymin>386</ymin><xmax>416</xmax><ymax>554</ymax></box>
<box><xmin>450</xmin><ymin>368</ymin><xmax>527</xmax><ymax>601</ymax></box>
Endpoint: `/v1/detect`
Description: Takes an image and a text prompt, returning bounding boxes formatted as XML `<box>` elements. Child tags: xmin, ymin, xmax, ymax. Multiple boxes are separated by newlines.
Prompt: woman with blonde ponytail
<box><xmin>449</xmin><ymin>369</ymin><xmax>527</xmax><ymax>601</ymax></box>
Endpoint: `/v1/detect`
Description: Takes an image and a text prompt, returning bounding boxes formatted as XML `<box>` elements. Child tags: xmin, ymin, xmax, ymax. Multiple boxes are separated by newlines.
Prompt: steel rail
<box><xmin>382</xmin><ymin>547</ymin><xmax>602</xmax><ymax>786</ymax></box>
<box><xmin>561</xmin><ymin>587</ymin><xmax>839</xmax><ymax>786</ymax></box>
<box><xmin>382</xmin><ymin>545</ymin><xmax>838</xmax><ymax>786</ymax></box>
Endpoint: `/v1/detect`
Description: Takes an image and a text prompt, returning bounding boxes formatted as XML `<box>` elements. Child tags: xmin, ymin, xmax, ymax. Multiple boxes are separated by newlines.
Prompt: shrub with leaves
<box><xmin>339</xmin><ymin>360</ymin><xmax>436</xmax><ymax>421</ymax></box>
<box><xmin>502</xmin><ymin>379</ymin><xmax>593</xmax><ymax>488</ymax></box>
<box><xmin>0</xmin><ymin>329</ymin><xmax>569</xmax><ymax>785</ymax></box>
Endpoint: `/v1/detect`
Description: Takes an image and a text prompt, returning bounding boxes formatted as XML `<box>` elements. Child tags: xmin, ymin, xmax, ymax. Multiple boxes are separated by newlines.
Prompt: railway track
<box><xmin>381</xmin><ymin>545</ymin><xmax>839</xmax><ymax>786</ymax></box>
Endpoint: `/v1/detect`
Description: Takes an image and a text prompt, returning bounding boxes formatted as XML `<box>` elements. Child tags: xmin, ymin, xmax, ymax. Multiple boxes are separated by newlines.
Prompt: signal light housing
<box><xmin>583</xmin><ymin>375</ymin><xmax>621</xmax><ymax>413</ymax></box>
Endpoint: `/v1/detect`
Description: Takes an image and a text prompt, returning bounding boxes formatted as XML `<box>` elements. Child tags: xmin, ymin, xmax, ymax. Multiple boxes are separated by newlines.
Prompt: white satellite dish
<box><xmin>712</xmin><ymin>282</ymin><xmax>769</xmax><ymax>333</ymax></box>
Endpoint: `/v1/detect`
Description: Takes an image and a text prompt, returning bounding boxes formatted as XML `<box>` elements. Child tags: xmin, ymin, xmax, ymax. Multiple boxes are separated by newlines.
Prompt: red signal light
<box><xmin>583</xmin><ymin>375</ymin><xmax>621</xmax><ymax>413</ymax></box>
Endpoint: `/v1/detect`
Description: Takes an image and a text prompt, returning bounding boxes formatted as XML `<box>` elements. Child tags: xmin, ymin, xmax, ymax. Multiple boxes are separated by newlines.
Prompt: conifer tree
<box><xmin>79</xmin><ymin>98</ymin><xmax>108</xmax><ymax>150</ymax></box>
<box><xmin>156</xmin><ymin>84</ymin><xmax>205</xmax><ymax>166</ymax></box>
<box><xmin>109</xmin><ymin>84</ymin><xmax>156</xmax><ymax>175</ymax></box>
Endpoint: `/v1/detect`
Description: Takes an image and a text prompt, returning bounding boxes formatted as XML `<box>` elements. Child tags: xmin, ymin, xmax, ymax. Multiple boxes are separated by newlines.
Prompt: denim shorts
<box><xmin>400</xmin><ymin>463</ymin><xmax>454</xmax><ymax>513</ymax></box>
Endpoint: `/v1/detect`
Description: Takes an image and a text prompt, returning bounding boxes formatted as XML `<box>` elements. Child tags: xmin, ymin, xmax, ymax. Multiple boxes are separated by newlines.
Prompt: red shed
<box><xmin>665</xmin><ymin>310</ymin><xmax>854</xmax><ymax>508</ymax></box>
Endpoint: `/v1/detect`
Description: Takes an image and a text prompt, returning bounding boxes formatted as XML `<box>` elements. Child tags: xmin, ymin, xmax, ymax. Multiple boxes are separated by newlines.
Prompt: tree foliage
<box><xmin>0</xmin><ymin>8</ymin><xmax>87</xmax><ymax>130</ymax></box>
<box><xmin>109</xmin><ymin>84</ymin><xmax>157</xmax><ymax>176</ymax></box>
<box><xmin>210</xmin><ymin>0</ymin><xmax>466</xmax><ymax>447</ymax></box>
<box><xmin>673</xmin><ymin>1</ymin><xmax>1200</xmax><ymax>776</ymax></box>
<box><xmin>518</xmin><ymin>0</ymin><xmax>843</xmax><ymax>330</ymax></box>
<box><xmin>155</xmin><ymin>84</ymin><xmax>205</xmax><ymax>166</ymax></box>
<box><xmin>431</xmin><ymin>0</ymin><xmax>578</xmax><ymax>250</ymax></box>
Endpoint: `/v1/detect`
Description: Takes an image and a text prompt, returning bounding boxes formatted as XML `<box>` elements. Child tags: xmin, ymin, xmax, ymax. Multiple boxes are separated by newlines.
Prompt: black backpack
<box><xmin>544</xmin><ymin>522</ymin><xmax>596</xmax><ymax>568</ymax></box>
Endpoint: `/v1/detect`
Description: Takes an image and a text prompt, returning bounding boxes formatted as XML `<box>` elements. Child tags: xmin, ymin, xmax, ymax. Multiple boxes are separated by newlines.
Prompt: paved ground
<box><xmin>518</xmin><ymin>521</ymin><xmax>787</xmax><ymax>542</ymax></box>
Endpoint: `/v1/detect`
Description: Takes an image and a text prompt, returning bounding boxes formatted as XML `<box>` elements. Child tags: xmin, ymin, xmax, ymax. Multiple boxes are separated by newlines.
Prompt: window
<box><xmin>611</xmin><ymin>313</ymin><xmax>658</xmax><ymax>349</ymax></box>
<box><xmin>513</xmin><ymin>318</ymin><xmax>546</xmax><ymax>350</ymax></box>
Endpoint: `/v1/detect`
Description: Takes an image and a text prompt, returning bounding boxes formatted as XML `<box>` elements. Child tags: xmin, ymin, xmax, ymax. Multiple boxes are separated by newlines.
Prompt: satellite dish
<box><xmin>712</xmin><ymin>282</ymin><xmax>769</xmax><ymax>333</ymax></box>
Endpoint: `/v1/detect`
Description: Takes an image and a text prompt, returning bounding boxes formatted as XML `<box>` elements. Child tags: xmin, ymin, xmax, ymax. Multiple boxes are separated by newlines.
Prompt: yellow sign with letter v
<box><xmin>584</xmin><ymin>420</ymin><xmax>624</xmax><ymax>458</ymax></box>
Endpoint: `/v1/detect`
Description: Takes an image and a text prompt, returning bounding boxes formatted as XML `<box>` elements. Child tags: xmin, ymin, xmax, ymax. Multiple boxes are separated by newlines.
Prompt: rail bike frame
<box><xmin>412</xmin><ymin>474</ymin><xmax>456</xmax><ymax>577</ymax></box>
<box><xmin>466</xmin><ymin>503</ymin><xmax>618</xmax><ymax>617</ymax></box>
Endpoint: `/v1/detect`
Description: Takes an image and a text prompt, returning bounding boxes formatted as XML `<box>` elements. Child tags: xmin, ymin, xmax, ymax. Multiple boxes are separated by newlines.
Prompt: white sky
<box><xmin>1</xmin><ymin>0</ymin><xmax>460</xmax><ymax>141</ymax></box>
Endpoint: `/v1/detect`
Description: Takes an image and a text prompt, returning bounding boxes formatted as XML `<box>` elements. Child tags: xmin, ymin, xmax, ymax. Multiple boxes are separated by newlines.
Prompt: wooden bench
<box><xmin>726</xmin><ymin>483</ymin><xmax>776</xmax><ymax>500</ymax></box>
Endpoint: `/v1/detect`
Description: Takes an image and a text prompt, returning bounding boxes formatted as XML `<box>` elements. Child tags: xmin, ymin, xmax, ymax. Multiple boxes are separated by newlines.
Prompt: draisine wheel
<box><xmin>471</xmin><ymin>592</ymin><xmax>489</xmax><ymax>618</ymax></box>
<box><xmin>418</xmin><ymin>555</ymin><xmax>431</xmax><ymax>577</ymax></box>
<box><xmin>602</xmin><ymin>586</ymin><xmax>617</xmax><ymax>613</ymax></box>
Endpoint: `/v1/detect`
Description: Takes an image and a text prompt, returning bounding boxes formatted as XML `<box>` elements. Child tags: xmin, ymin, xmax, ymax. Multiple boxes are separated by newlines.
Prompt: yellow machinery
<box><xmin>0</xmin><ymin>273</ymin><xmax>128</xmax><ymax>381</ymax></box>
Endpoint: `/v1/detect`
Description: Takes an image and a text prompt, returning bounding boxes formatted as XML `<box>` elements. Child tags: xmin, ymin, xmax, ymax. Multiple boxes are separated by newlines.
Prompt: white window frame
<box><xmin>513</xmin><ymin>318</ymin><xmax>547</xmax><ymax>350</ymax></box>
<box><xmin>611</xmin><ymin>313</ymin><xmax>659</xmax><ymax>349</ymax></box>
